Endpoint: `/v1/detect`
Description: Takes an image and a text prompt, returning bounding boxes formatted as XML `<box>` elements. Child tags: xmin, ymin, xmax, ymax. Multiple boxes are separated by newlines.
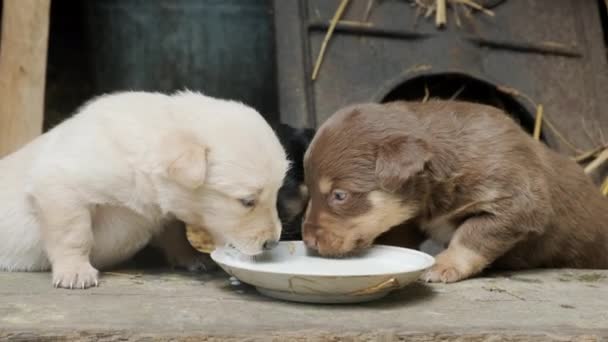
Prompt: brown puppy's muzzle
<box><xmin>302</xmin><ymin>201</ymin><xmax>357</xmax><ymax>256</ymax></box>
<box><xmin>303</xmin><ymin>221</ymin><xmax>356</xmax><ymax>257</ymax></box>
<box><xmin>302</xmin><ymin>222</ymin><xmax>320</xmax><ymax>249</ymax></box>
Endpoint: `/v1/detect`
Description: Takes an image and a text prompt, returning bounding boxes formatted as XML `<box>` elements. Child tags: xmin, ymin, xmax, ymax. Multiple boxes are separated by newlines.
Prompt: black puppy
<box><xmin>273</xmin><ymin>123</ymin><xmax>315</xmax><ymax>241</ymax></box>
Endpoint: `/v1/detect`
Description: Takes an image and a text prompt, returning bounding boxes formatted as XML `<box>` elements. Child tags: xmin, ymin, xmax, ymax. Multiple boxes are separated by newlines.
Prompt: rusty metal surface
<box><xmin>274</xmin><ymin>0</ymin><xmax>608</xmax><ymax>155</ymax></box>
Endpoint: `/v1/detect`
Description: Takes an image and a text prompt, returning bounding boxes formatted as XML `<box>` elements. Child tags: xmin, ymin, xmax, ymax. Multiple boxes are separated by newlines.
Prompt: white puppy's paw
<box><xmin>52</xmin><ymin>262</ymin><xmax>99</xmax><ymax>289</ymax></box>
<box><xmin>185</xmin><ymin>253</ymin><xmax>218</xmax><ymax>272</ymax></box>
<box><xmin>173</xmin><ymin>252</ymin><xmax>217</xmax><ymax>272</ymax></box>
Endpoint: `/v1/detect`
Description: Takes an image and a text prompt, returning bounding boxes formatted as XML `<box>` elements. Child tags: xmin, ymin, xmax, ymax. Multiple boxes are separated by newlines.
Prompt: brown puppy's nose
<box><xmin>303</xmin><ymin>236</ymin><xmax>318</xmax><ymax>249</ymax></box>
<box><xmin>302</xmin><ymin>222</ymin><xmax>320</xmax><ymax>249</ymax></box>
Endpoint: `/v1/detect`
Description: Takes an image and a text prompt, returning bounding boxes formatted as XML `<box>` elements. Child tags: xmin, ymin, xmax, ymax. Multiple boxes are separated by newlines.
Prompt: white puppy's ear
<box><xmin>160</xmin><ymin>133</ymin><xmax>208</xmax><ymax>189</ymax></box>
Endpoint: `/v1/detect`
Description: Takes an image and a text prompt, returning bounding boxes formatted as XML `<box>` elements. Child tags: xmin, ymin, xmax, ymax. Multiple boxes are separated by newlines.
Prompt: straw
<box><xmin>584</xmin><ymin>148</ymin><xmax>608</xmax><ymax>175</ymax></box>
<box><xmin>422</xmin><ymin>83</ymin><xmax>430</xmax><ymax>103</ymax></box>
<box><xmin>451</xmin><ymin>0</ymin><xmax>495</xmax><ymax>16</ymax></box>
<box><xmin>436</xmin><ymin>0</ymin><xmax>447</xmax><ymax>27</ymax></box>
<box><xmin>414</xmin><ymin>0</ymin><xmax>494</xmax><ymax>27</ymax></box>
<box><xmin>574</xmin><ymin>145</ymin><xmax>606</xmax><ymax>163</ymax></box>
<box><xmin>312</xmin><ymin>0</ymin><xmax>350</xmax><ymax>81</ymax></box>
<box><xmin>495</xmin><ymin>85</ymin><xmax>581</xmax><ymax>153</ymax></box>
<box><xmin>601</xmin><ymin>176</ymin><xmax>608</xmax><ymax>196</ymax></box>
<box><xmin>533</xmin><ymin>104</ymin><xmax>543</xmax><ymax>141</ymax></box>
<box><xmin>363</xmin><ymin>0</ymin><xmax>375</xmax><ymax>21</ymax></box>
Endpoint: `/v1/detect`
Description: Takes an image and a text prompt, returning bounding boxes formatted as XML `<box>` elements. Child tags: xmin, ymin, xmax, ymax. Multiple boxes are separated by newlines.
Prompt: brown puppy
<box><xmin>302</xmin><ymin>100</ymin><xmax>608</xmax><ymax>283</ymax></box>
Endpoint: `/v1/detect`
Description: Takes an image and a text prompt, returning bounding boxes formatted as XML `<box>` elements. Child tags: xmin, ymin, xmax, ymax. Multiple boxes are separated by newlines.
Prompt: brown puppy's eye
<box><xmin>330</xmin><ymin>189</ymin><xmax>348</xmax><ymax>204</ymax></box>
<box><xmin>239</xmin><ymin>197</ymin><xmax>256</xmax><ymax>208</ymax></box>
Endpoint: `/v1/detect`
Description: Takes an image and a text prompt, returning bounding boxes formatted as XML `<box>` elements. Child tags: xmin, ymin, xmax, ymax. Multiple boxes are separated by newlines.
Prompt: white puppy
<box><xmin>0</xmin><ymin>91</ymin><xmax>288</xmax><ymax>289</ymax></box>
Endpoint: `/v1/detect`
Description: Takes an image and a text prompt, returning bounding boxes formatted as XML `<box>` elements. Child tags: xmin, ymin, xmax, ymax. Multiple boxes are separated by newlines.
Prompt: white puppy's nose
<box><xmin>262</xmin><ymin>239</ymin><xmax>279</xmax><ymax>250</ymax></box>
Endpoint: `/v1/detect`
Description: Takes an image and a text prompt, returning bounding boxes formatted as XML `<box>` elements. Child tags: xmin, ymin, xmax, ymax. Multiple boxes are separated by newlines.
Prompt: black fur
<box><xmin>273</xmin><ymin>123</ymin><xmax>315</xmax><ymax>241</ymax></box>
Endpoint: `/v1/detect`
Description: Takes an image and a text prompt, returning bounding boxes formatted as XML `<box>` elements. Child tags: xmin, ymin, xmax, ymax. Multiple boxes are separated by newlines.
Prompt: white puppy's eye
<box><xmin>239</xmin><ymin>197</ymin><xmax>256</xmax><ymax>208</ymax></box>
<box><xmin>330</xmin><ymin>189</ymin><xmax>348</xmax><ymax>203</ymax></box>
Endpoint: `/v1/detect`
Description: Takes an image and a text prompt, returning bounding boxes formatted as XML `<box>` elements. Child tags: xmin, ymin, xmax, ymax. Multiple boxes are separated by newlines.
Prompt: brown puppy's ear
<box><xmin>375</xmin><ymin>135</ymin><xmax>432</xmax><ymax>193</ymax></box>
<box><xmin>160</xmin><ymin>133</ymin><xmax>208</xmax><ymax>189</ymax></box>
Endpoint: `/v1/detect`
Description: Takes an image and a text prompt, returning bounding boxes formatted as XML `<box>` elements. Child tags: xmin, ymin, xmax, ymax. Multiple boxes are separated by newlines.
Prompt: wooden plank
<box><xmin>0</xmin><ymin>269</ymin><xmax>607</xmax><ymax>340</ymax></box>
<box><xmin>0</xmin><ymin>0</ymin><xmax>51</xmax><ymax>157</ymax></box>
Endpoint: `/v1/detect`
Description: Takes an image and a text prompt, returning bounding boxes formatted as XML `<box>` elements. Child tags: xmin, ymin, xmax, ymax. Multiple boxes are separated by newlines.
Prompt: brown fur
<box><xmin>302</xmin><ymin>100</ymin><xmax>608</xmax><ymax>282</ymax></box>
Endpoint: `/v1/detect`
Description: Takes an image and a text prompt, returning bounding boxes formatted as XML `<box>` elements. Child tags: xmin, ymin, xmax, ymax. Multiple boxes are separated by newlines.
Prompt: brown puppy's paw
<box><xmin>421</xmin><ymin>263</ymin><xmax>464</xmax><ymax>283</ymax></box>
<box><xmin>420</xmin><ymin>242</ymin><xmax>489</xmax><ymax>283</ymax></box>
<box><xmin>52</xmin><ymin>262</ymin><xmax>99</xmax><ymax>289</ymax></box>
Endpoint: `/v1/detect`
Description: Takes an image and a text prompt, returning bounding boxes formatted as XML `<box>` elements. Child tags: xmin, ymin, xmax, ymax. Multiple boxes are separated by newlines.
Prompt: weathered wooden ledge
<box><xmin>1</xmin><ymin>269</ymin><xmax>607</xmax><ymax>341</ymax></box>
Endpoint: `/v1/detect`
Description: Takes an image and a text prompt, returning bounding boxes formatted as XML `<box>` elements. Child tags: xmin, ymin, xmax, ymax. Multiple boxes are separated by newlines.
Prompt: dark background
<box><xmin>44</xmin><ymin>0</ymin><xmax>277</xmax><ymax>130</ymax></box>
<box><xmin>5</xmin><ymin>0</ymin><xmax>607</xmax><ymax>132</ymax></box>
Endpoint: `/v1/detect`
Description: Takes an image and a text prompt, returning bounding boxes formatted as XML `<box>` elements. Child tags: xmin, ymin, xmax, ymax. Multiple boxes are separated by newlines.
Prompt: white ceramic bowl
<box><xmin>211</xmin><ymin>241</ymin><xmax>435</xmax><ymax>304</ymax></box>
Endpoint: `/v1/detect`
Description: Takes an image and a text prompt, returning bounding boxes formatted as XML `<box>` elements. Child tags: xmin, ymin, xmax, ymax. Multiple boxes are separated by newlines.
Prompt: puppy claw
<box><xmin>52</xmin><ymin>262</ymin><xmax>99</xmax><ymax>290</ymax></box>
<box><xmin>421</xmin><ymin>264</ymin><xmax>464</xmax><ymax>283</ymax></box>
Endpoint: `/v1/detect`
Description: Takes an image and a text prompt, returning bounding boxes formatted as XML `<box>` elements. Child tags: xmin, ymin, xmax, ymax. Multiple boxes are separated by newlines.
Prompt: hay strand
<box><xmin>435</xmin><ymin>0</ymin><xmax>447</xmax><ymax>27</ymax></box>
<box><xmin>424</xmin><ymin>4</ymin><xmax>435</xmax><ymax>18</ymax></box>
<box><xmin>449</xmin><ymin>85</ymin><xmax>466</xmax><ymax>101</ymax></box>
<box><xmin>451</xmin><ymin>0</ymin><xmax>495</xmax><ymax>16</ymax></box>
<box><xmin>414</xmin><ymin>0</ymin><xmax>493</xmax><ymax>27</ymax></box>
<box><xmin>574</xmin><ymin>145</ymin><xmax>607</xmax><ymax>163</ymax></box>
<box><xmin>453</xmin><ymin>3</ymin><xmax>462</xmax><ymax>27</ymax></box>
<box><xmin>601</xmin><ymin>176</ymin><xmax>608</xmax><ymax>196</ymax></box>
<box><xmin>105</xmin><ymin>272</ymin><xmax>144</xmax><ymax>277</ymax></box>
<box><xmin>422</xmin><ymin>83</ymin><xmax>430</xmax><ymax>103</ymax></box>
<box><xmin>311</xmin><ymin>0</ymin><xmax>350</xmax><ymax>81</ymax></box>
<box><xmin>334</xmin><ymin>20</ymin><xmax>373</xmax><ymax>27</ymax></box>
<box><xmin>496</xmin><ymin>85</ymin><xmax>581</xmax><ymax>153</ymax></box>
<box><xmin>462</xmin><ymin>3</ymin><xmax>473</xmax><ymax>18</ymax></box>
<box><xmin>363</xmin><ymin>0</ymin><xmax>375</xmax><ymax>21</ymax></box>
<box><xmin>405</xmin><ymin>64</ymin><xmax>433</xmax><ymax>74</ymax></box>
<box><xmin>533</xmin><ymin>105</ymin><xmax>543</xmax><ymax>141</ymax></box>
<box><xmin>584</xmin><ymin>148</ymin><xmax>608</xmax><ymax>175</ymax></box>
<box><xmin>542</xmin><ymin>117</ymin><xmax>581</xmax><ymax>153</ymax></box>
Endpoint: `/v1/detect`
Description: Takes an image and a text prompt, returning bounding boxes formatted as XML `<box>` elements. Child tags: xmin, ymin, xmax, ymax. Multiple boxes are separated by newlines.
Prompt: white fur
<box><xmin>0</xmin><ymin>91</ymin><xmax>288</xmax><ymax>288</ymax></box>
